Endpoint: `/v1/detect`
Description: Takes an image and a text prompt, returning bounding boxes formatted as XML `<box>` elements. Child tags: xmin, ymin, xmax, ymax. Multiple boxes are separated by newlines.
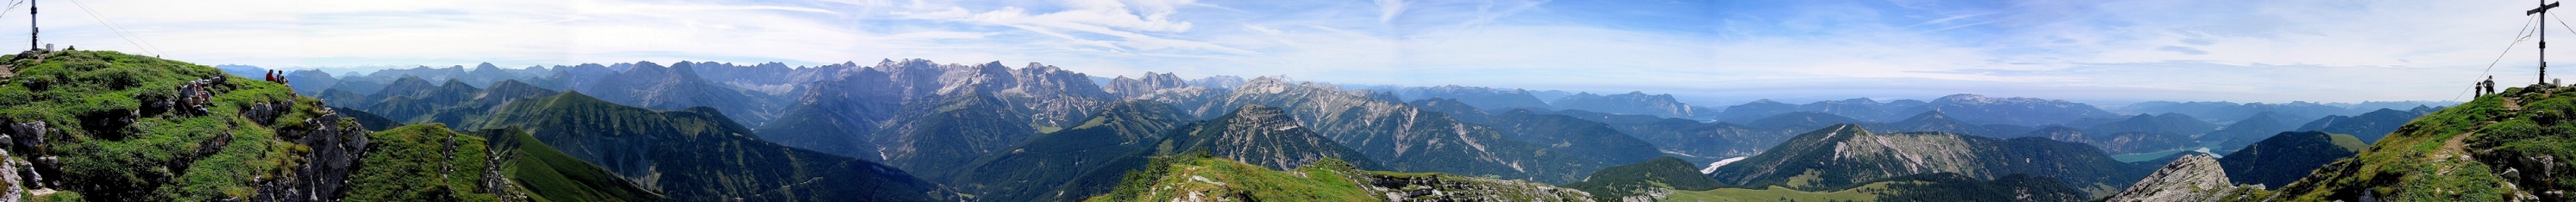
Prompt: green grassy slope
<box><xmin>0</xmin><ymin>50</ymin><xmax>666</xmax><ymax>201</ymax></box>
<box><xmin>475</xmin><ymin>127</ymin><xmax>663</xmax><ymax>202</ymax></box>
<box><xmin>1562</xmin><ymin>156</ymin><xmax>1724</xmax><ymax>201</ymax></box>
<box><xmin>2260</xmin><ymin>85</ymin><xmax>2576</xmax><ymax>201</ymax></box>
<box><xmin>0</xmin><ymin>50</ymin><xmax>362</xmax><ymax>200</ymax></box>
<box><xmin>344</xmin><ymin>124</ymin><xmax>503</xmax><ymax>201</ymax></box>
<box><xmin>1087</xmin><ymin>155</ymin><xmax>1380</xmax><ymax>202</ymax></box>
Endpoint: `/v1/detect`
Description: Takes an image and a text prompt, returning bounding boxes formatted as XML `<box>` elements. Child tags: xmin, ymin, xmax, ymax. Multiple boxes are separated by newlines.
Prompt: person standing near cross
<box><xmin>2486</xmin><ymin>76</ymin><xmax>2498</xmax><ymax>96</ymax></box>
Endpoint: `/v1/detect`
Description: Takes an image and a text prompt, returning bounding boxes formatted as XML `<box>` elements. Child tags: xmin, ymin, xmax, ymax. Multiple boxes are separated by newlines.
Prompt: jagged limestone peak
<box><xmin>2107</xmin><ymin>153</ymin><xmax>2260</xmax><ymax>202</ymax></box>
<box><xmin>1224</xmin><ymin>104</ymin><xmax>1301</xmax><ymax>132</ymax></box>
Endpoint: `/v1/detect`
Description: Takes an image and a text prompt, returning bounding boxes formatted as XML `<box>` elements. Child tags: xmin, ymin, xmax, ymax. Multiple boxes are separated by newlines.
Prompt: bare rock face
<box><xmin>252</xmin><ymin>109</ymin><xmax>373</xmax><ymax>202</ymax></box>
<box><xmin>0</xmin><ymin>150</ymin><xmax>22</xmax><ymax>202</ymax></box>
<box><xmin>480</xmin><ymin>139</ymin><xmax>532</xmax><ymax>201</ymax></box>
<box><xmin>1105</xmin><ymin>71</ymin><xmax>1189</xmax><ymax>99</ymax></box>
<box><xmin>1364</xmin><ymin>174</ymin><xmax>1594</xmax><ymax>202</ymax></box>
<box><xmin>3</xmin><ymin>120</ymin><xmax>46</xmax><ymax>150</ymax></box>
<box><xmin>2106</xmin><ymin>154</ymin><xmax>2262</xmax><ymax>202</ymax></box>
<box><xmin>244</xmin><ymin>101</ymin><xmax>293</xmax><ymax>125</ymax></box>
<box><xmin>1176</xmin><ymin>104</ymin><xmax>1383</xmax><ymax>170</ymax></box>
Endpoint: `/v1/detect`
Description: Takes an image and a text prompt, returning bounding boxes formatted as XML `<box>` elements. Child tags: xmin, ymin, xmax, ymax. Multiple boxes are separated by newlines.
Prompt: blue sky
<box><xmin>0</xmin><ymin>0</ymin><xmax>2548</xmax><ymax>104</ymax></box>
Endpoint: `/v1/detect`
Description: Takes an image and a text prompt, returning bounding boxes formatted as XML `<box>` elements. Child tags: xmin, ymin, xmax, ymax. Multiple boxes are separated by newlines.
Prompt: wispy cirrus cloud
<box><xmin>897</xmin><ymin>0</ymin><xmax>1253</xmax><ymax>55</ymax></box>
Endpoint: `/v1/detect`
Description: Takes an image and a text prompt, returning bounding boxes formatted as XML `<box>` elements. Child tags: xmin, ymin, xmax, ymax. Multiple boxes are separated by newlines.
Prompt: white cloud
<box><xmin>896</xmin><ymin>0</ymin><xmax>1253</xmax><ymax>55</ymax></box>
<box><xmin>1241</xmin><ymin>24</ymin><xmax>1280</xmax><ymax>35</ymax></box>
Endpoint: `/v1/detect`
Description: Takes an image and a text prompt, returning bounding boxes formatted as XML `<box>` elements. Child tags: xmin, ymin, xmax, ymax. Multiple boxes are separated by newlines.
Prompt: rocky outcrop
<box><xmin>0</xmin><ymin>150</ymin><xmax>25</xmax><ymax>202</ymax></box>
<box><xmin>244</xmin><ymin>101</ymin><xmax>293</xmax><ymax>125</ymax></box>
<box><xmin>2105</xmin><ymin>154</ymin><xmax>2261</xmax><ymax>202</ymax></box>
<box><xmin>253</xmin><ymin>108</ymin><xmax>374</xmax><ymax>202</ymax></box>
<box><xmin>1192</xmin><ymin>75</ymin><xmax>1246</xmax><ymax>89</ymax></box>
<box><xmin>990</xmin><ymin>62</ymin><xmax>1114</xmax><ymax>128</ymax></box>
<box><xmin>3</xmin><ymin>120</ymin><xmax>46</xmax><ymax>150</ymax></box>
<box><xmin>1148</xmin><ymin>77</ymin><xmax>1603</xmax><ymax>183</ymax></box>
<box><xmin>1167</xmin><ymin>104</ymin><xmax>1383</xmax><ymax>170</ymax></box>
<box><xmin>1705</xmin><ymin>125</ymin><xmax>2154</xmax><ymax>196</ymax></box>
<box><xmin>0</xmin><ymin>119</ymin><xmax>53</xmax><ymax>196</ymax></box>
<box><xmin>1365</xmin><ymin>174</ymin><xmax>1593</xmax><ymax>202</ymax></box>
<box><xmin>481</xmin><ymin>148</ymin><xmax>530</xmax><ymax>202</ymax></box>
<box><xmin>1105</xmin><ymin>71</ymin><xmax>1190</xmax><ymax>99</ymax></box>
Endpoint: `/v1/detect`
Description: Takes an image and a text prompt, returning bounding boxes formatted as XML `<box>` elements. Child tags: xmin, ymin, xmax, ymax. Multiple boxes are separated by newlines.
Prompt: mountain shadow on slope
<box><xmin>461</xmin><ymin>91</ymin><xmax>954</xmax><ymax>201</ymax></box>
<box><xmin>473</xmin><ymin>126</ymin><xmax>666</xmax><ymax>201</ymax></box>
<box><xmin>1563</xmin><ymin>156</ymin><xmax>1725</xmax><ymax>201</ymax></box>
<box><xmin>943</xmin><ymin>101</ymin><xmax>1191</xmax><ymax>201</ymax></box>
<box><xmin>1043</xmin><ymin>104</ymin><xmax>1390</xmax><ymax>201</ymax></box>
<box><xmin>1483</xmin><ymin>109</ymin><xmax>1665</xmax><ymax>168</ymax></box>
<box><xmin>870</xmin><ymin>93</ymin><xmax>1039</xmax><ymax>181</ymax></box>
<box><xmin>2216</xmin><ymin>131</ymin><xmax>2366</xmax><ymax>188</ymax></box>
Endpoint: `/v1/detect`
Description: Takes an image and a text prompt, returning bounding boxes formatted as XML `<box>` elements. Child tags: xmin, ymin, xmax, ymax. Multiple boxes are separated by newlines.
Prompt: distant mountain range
<box><xmin>461</xmin><ymin>92</ymin><xmax>955</xmax><ymax>200</ymax></box>
<box><xmin>190</xmin><ymin>55</ymin><xmax>2474</xmax><ymax>201</ymax></box>
<box><xmin>1144</xmin><ymin>77</ymin><xmax>1615</xmax><ymax>183</ymax></box>
<box><xmin>1703</xmin><ymin>125</ymin><xmax>2156</xmax><ymax>197</ymax></box>
<box><xmin>1551</xmin><ymin>91</ymin><xmax>1712</xmax><ymax>119</ymax></box>
<box><xmin>1395</xmin><ymin>85</ymin><xmax>1555</xmax><ymax>110</ymax></box>
<box><xmin>2294</xmin><ymin>107</ymin><xmax>2440</xmax><ymax>143</ymax></box>
<box><xmin>2217</xmin><ymin>131</ymin><xmax>2366</xmax><ymax>187</ymax></box>
<box><xmin>942</xmin><ymin>101</ymin><xmax>1195</xmax><ymax>201</ymax></box>
<box><xmin>2117</xmin><ymin>100</ymin><xmax>2456</xmax><ymax>123</ymax></box>
<box><xmin>1717</xmin><ymin>98</ymin><xmax>1925</xmax><ymax>123</ymax></box>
